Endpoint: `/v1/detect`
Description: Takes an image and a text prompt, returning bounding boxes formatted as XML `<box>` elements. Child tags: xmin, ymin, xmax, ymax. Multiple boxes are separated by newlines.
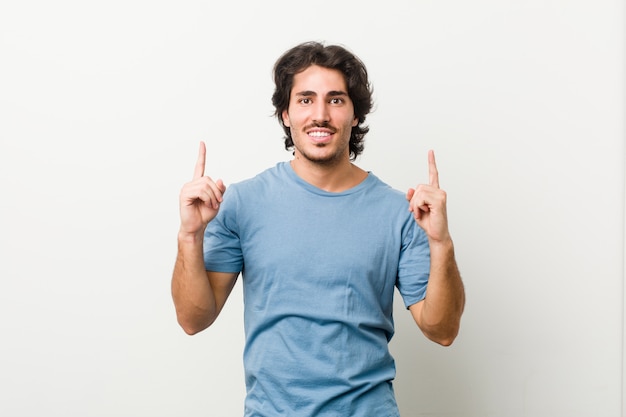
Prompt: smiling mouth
<box><xmin>308</xmin><ymin>131</ymin><xmax>331</xmax><ymax>138</ymax></box>
<box><xmin>307</xmin><ymin>130</ymin><xmax>333</xmax><ymax>144</ymax></box>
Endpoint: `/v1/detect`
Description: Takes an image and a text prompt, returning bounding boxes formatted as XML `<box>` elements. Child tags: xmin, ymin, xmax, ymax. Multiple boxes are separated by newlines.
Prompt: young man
<box><xmin>172</xmin><ymin>41</ymin><xmax>465</xmax><ymax>417</ymax></box>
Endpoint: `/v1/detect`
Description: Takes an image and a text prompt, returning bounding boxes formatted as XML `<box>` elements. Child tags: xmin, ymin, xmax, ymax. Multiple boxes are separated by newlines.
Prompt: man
<box><xmin>172</xmin><ymin>41</ymin><xmax>465</xmax><ymax>416</ymax></box>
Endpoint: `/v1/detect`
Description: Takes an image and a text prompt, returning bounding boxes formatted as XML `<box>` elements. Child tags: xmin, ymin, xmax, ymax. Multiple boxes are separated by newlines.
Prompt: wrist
<box><xmin>428</xmin><ymin>237</ymin><xmax>454</xmax><ymax>254</ymax></box>
<box><xmin>178</xmin><ymin>229</ymin><xmax>205</xmax><ymax>245</ymax></box>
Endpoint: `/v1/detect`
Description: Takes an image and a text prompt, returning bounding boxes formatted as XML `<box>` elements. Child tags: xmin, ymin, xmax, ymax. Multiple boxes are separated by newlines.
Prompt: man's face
<box><xmin>282</xmin><ymin>65</ymin><xmax>358</xmax><ymax>165</ymax></box>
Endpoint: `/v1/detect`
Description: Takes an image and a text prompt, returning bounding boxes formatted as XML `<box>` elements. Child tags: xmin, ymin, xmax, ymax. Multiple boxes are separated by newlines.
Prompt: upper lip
<box><xmin>306</xmin><ymin>126</ymin><xmax>335</xmax><ymax>135</ymax></box>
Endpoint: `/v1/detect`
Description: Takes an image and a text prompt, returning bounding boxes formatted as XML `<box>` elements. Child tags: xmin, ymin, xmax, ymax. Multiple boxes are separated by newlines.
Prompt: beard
<box><xmin>294</xmin><ymin>142</ymin><xmax>349</xmax><ymax>166</ymax></box>
<box><xmin>290</xmin><ymin>123</ymin><xmax>352</xmax><ymax>166</ymax></box>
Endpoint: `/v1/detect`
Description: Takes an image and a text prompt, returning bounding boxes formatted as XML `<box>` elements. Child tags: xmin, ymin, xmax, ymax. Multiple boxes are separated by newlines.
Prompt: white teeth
<box><xmin>309</xmin><ymin>131</ymin><xmax>330</xmax><ymax>137</ymax></box>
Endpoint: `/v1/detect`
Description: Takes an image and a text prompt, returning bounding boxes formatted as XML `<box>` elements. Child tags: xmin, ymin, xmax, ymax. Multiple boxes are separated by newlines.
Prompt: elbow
<box><xmin>180</xmin><ymin>323</ymin><xmax>206</xmax><ymax>336</ymax></box>
<box><xmin>438</xmin><ymin>339</ymin><xmax>455</xmax><ymax>347</ymax></box>
<box><xmin>421</xmin><ymin>320</ymin><xmax>461</xmax><ymax>347</ymax></box>
<box><xmin>430</xmin><ymin>329</ymin><xmax>459</xmax><ymax>347</ymax></box>
<box><xmin>176</xmin><ymin>312</ymin><xmax>214</xmax><ymax>335</ymax></box>
<box><xmin>414</xmin><ymin>299</ymin><xmax>465</xmax><ymax>347</ymax></box>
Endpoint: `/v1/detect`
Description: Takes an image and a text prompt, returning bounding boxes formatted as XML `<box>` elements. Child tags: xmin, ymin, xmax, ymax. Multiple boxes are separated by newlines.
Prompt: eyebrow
<box><xmin>294</xmin><ymin>90</ymin><xmax>348</xmax><ymax>97</ymax></box>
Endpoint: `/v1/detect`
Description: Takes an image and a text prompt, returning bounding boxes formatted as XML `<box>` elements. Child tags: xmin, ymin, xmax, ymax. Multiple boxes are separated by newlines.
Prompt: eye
<box><xmin>298</xmin><ymin>98</ymin><xmax>312</xmax><ymax>105</ymax></box>
<box><xmin>329</xmin><ymin>98</ymin><xmax>344</xmax><ymax>105</ymax></box>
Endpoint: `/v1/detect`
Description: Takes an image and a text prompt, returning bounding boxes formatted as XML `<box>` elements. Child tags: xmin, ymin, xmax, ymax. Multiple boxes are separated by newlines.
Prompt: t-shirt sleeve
<box><xmin>203</xmin><ymin>187</ymin><xmax>244</xmax><ymax>274</ymax></box>
<box><xmin>396</xmin><ymin>218</ymin><xmax>431</xmax><ymax>308</ymax></box>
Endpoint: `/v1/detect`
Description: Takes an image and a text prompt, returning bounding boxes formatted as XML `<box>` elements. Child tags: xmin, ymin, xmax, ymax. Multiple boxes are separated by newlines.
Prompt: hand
<box><xmin>178</xmin><ymin>141</ymin><xmax>226</xmax><ymax>237</ymax></box>
<box><xmin>406</xmin><ymin>150</ymin><xmax>451</xmax><ymax>244</ymax></box>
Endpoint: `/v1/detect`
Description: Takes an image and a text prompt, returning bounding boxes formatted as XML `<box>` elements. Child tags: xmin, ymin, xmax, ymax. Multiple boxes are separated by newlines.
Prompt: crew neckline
<box><xmin>281</xmin><ymin>161</ymin><xmax>374</xmax><ymax>196</ymax></box>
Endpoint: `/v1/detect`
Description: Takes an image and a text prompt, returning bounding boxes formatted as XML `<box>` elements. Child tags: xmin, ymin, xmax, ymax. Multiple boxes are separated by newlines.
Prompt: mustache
<box><xmin>304</xmin><ymin>121</ymin><xmax>335</xmax><ymax>131</ymax></box>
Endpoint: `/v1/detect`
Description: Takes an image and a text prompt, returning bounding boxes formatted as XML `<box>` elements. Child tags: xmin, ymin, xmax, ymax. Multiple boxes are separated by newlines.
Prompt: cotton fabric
<box><xmin>204</xmin><ymin>162</ymin><xmax>430</xmax><ymax>417</ymax></box>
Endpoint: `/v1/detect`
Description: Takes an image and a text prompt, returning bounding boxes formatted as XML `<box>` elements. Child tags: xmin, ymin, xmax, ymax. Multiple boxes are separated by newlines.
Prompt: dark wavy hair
<box><xmin>271</xmin><ymin>41</ymin><xmax>374</xmax><ymax>161</ymax></box>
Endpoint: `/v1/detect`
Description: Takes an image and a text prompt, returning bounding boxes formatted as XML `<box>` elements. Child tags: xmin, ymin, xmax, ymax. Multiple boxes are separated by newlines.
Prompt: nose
<box><xmin>312</xmin><ymin>101</ymin><xmax>330</xmax><ymax>124</ymax></box>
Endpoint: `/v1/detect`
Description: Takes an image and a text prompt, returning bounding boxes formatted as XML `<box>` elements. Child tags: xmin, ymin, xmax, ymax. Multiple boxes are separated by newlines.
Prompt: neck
<box><xmin>290</xmin><ymin>154</ymin><xmax>367</xmax><ymax>192</ymax></box>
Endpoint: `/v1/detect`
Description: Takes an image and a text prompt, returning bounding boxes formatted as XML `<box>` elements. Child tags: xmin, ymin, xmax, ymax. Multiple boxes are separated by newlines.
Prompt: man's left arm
<box><xmin>406</xmin><ymin>150</ymin><xmax>465</xmax><ymax>346</ymax></box>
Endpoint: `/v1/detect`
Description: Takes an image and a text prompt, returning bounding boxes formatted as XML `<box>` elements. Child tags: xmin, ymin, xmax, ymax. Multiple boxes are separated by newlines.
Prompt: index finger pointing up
<box><xmin>193</xmin><ymin>141</ymin><xmax>206</xmax><ymax>179</ymax></box>
<box><xmin>428</xmin><ymin>149</ymin><xmax>440</xmax><ymax>188</ymax></box>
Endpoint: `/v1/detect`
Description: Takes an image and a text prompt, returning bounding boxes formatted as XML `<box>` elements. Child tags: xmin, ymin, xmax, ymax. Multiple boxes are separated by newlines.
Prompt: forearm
<box><xmin>171</xmin><ymin>231</ymin><xmax>217</xmax><ymax>334</ymax></box>
<box><xmin>413</xmin><ymin>239</ymin><xmax>465</xmax><ymax>345</ymax></box>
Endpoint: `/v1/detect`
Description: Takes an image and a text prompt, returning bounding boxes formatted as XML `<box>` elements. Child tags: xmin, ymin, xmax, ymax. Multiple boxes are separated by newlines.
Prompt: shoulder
<box><xmin>228</xmin><ymin>162</ymin><xmax>287</xmax><ymax>190</ymax></box>
<box><xmin>366</xmin><ymin>173</ymin><xmax>407</xmax><ymax>203</ymax></box>
<box><xmin>223</xmin><ymin>162</ymin><xmax>293</xmax><ymax>205</ymax></box>
<box><xmin>368</xmin><ymin>173</ymin><xmax>422</xmax><ymax>228</ymax></box>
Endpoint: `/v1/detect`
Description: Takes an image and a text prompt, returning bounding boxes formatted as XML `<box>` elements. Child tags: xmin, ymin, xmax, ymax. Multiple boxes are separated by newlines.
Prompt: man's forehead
<box><xmin>291</xmin><ymin>65</ymin><xmax>348</xmax><ymax>94</ymax></box>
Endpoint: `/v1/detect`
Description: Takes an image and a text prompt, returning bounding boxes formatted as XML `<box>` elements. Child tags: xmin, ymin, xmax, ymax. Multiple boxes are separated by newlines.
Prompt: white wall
<box><xmin>0</xmin><ymin>1</ymin><xmax>623</xmax><ymax>416</ymax></box>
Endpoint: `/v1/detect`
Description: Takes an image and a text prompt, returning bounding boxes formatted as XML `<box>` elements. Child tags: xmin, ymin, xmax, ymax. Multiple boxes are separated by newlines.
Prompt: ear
<box><xmin>282</xmin><ymin>110</ymin><xmax>291</xmax><ymax>127</ymax></box>
<box><xmin>352</xmin><ymin>115</ymin><xmax>358</xmax><ymax>127</ymax></box>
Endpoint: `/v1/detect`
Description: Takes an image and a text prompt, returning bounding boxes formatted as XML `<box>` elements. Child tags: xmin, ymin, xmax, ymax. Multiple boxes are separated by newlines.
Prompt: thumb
<box><xmin>406</xmin><ymin>188</ymin><xmax>415</xmax><ymax>201</ymax></box>
<box><xmin>216</xmin><ymin>179</ymin><xmax>227</xmax><ymax>194</ymax></box>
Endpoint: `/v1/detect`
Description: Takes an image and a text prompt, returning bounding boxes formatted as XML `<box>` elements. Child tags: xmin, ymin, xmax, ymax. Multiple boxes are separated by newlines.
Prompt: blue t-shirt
<box><xmin>204</xmin><ymin>162</ymin><xmax>430</xmax><ymax>417</ymax></box>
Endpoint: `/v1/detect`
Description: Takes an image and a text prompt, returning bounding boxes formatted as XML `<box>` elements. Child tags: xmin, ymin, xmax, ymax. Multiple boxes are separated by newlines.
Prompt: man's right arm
<box><xmin>171</xmin><ymin>141</ymin><xmax>237</xmax><ymax>335</ymax></box>
<box><xmin>172</xmin><ymin>231</ymin><xmax>238</xmax><ymax>335</ymax></box>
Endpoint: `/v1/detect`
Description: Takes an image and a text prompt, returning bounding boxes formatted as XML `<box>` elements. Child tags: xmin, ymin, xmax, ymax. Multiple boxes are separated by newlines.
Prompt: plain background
<box><xmin>1</xmin><ymin>1</ymin><xmax>624</xmax><ymax>416</ymax></box>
